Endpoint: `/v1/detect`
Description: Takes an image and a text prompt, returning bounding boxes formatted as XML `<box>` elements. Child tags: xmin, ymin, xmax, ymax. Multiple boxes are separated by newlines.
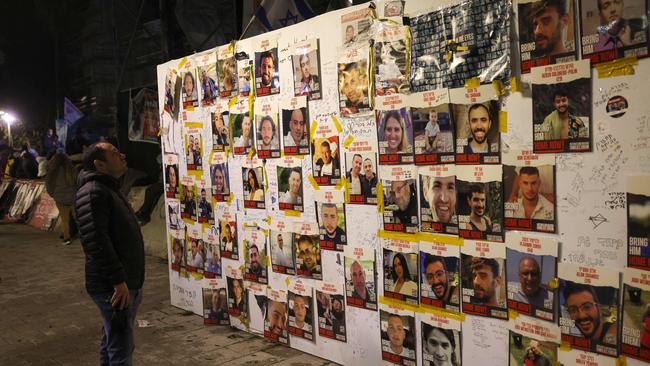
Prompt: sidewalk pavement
<box><xmin>0</xmin><ymin>223</ymin><xmax>335</xmax><ymax>366</ymax></box>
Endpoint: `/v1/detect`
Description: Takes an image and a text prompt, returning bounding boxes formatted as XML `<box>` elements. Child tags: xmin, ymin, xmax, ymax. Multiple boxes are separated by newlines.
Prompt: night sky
<box><xmin>0</xmin><ymin>1</ymin><xmax>56</xmax><ymax>132</ymax></box>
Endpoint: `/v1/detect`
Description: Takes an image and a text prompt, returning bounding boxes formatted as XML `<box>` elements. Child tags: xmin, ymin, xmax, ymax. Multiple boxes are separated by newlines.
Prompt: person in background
<box><xmin>12</xmin><ymin>144</ymin><xmax>38</xmax><ymax>179</ymax></box>
<box><xmin>43</xmin><ymin>128</ymin><xmax>60</xmax><ymax>156</ymax></box>
<box><xmin>45</xmin><ymin>151</ymin><xmax>78</xmax><ymax>245</ymax></box>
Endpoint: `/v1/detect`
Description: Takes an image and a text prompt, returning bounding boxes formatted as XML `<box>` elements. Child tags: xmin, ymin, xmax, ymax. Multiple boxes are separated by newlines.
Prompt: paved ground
<box><xmin>0</xmin><ymin>223</ymin><xmax>334</xmax><ymax>366</ymax></box>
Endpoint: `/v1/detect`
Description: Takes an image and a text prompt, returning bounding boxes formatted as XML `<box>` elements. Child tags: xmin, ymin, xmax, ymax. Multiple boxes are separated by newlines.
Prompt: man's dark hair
<box><xmin>422</xmin><ymin>323</ymin><xmax>457</xmax><ymax>352</ymax></box>
<box><xmin>297</xmin><ymin>235</ymin><xmax>314</xmax><ymax>246</ymax></box>
<box><xmin>82</xmin><ymin>143</ymin><xmax>107</xmax><ymax>171</ymax></box>
<box><xmin>552</xmin><ymin>89</ymin><xmax>569</xmax><ymax>102</ymax></box>
<box><xmin>260</xmin><ymin>51</ymin><xmax>275</xmax><ymax>65</ymax></box>
<box><xmin>467</xmin><ymin>103</ymin><xmax>491</xmax><ymax>121</ymax></box>
<box><xmin>258</xmin><ymin>115</ymin><xmax>276</xmax><ymax>134</ymax></box>
<box><xmin>321</xmin><ymin>202</ymin><xmax>337</xmax><ymax>211</ymax></box>
<box><xmin>563</xmin><ymin>282</ymin><xmax>600</xmax><ymax>304</ymax></box>
<box><xmin>532</xmin><ymin>0</ymin><xmax>568</xmax><ymax>18</ymax></box>
<box><xmin>470</xmin><ymin>257</ymin><xmax>500</xmax><ymax>278</ymax></box>
<box><xmin>249</xmin><ymin>244</ymin><xmax>259</xmax><ymax>254</ymax></box>
<box><xmin>519</xmin><ymin>166</ymin><xmax>540</xmax><ymax>176</ymax></box>
<box><xmin>468</xmin><ymin>184</ymin><xmax>485</xmax><ymax>196</ymax></box>
<box><xmin>320</xmin><ymin>140</ymin><xmax>331</xmax><ymax>151</ymax></box>
<box><xmin>424</xmin><ymin>254</ymin><xmax>447</xmax><ymax>271</ymax></box>
<box><xmin>353</xmin><ymin>153</ymin><xmax>362</xmax><ymax>161</ymax></box>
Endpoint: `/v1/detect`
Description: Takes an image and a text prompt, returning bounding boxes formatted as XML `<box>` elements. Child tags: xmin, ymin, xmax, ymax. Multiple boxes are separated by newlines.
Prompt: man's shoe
<box><xmin>62</xmin><ymin>239</ymin><xmax>72</xmax><ymax>246</ymax></box>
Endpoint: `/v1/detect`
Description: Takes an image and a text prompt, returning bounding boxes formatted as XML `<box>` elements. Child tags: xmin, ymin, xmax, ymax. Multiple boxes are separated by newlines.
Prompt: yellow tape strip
<box><xmin>559</xmin><ymin>341</ymin><xmax>572</xmax><ymax>351</ymax></box>
<box><xmin>417</xmin><ymin>233</ymin><xmax>463</xmax><ymax>246</ymax></box>
<box><xmin>419</xmin><ymin>304</ymin><xmax>466</xmax><ymax>322</ymax></box>
<box><xmin>595</xmin><ymin>56</ymin><xmax>638</xmax><ymax>79</ymax></box>
<box><xmin>376</xmin><ymin>181</ymin><xmax>384</xmax><ymax>213</ymax></box>
<box><xmin>464</xmin><ymin>77</ymin><xmax>481</xmax><ymax>89</ymax></box>
<box><xmin>309</xmin><ymin>120</ymin><xmax>318</xmax><ymax>141</ymax></box>
<box><xmin>335</xmin><ymin>178</ymin><xmax>345</xmax><ymax>191</ymax></box>
<box><xmin>508</xmin><ymin>309</ymin><xmax>519</xmax><ymax>320</ymax></box>
<box><xmin>307</xmin><ymin>174</ymin><xmax>319</xmax><ymax>190</ymax></box>
<box><xmin>177</xmin><ymin>56</ymin><xmax>187</xmax><ymax>69</ymax></box>
<box><xmin>332</xmin><ymin>115</ymin><xmax>342</xmax><ymax>133</ymax></box>
<box><xmin>246</xmin><ymin>147</ymin><xmax>255</xmax><ymax>159</ymax></box>
<box><xmin>227</xmin><ymin>41</ymin><xmax>235</xmax><ymax>54</ymax></box>
<box><xmin>284</xmin><ymin>209</ymin><xmax>301</xmax><ymax>217</ymax></box>
<box><xmin>227</xmin><ymin>192</ymin><xmax>234</xmax><ymax>205</ymax></box>
<box><xmin>284</xmin><ymin>277</ymin><xmax>291</xmax><ymax>286</ymax></box>
<box><xmin>191</xmin><ymin>272</ymin><xmax>203</xmax><ymax>280</ymax></box>
<box><xmin>499</xmin><ymin>111</ymin><xmax>508</xmax><ymax>133</ymax></box>
<box><xmin>184</xmin><ymin>121</ymin><xmax>203</xmax><ymax>128</ymax></box>
<box><xmin>342</xmin><ymin>134</ymin><xmax>354</xmax><ymax>149</ymax></box>
<box><xmin>492</xmin><ymin>80</ymin><xmax>505</xmax><ymax>96</ymax></box>
<box><xmin>617</xmin><ymin>356</ymin><xmax>628</xmax><ymax>366</ymax></box>
<box><xmin>379</xmin><ymin>296</ymin><xmax>421</xmax><ymax>313</ymax></box>
<box><xmin>510</xmin><ymin>76</ymin><xmax>519</xmax><ymax>93</ymax></box>
<box><xmin>377</xmin><ymin>230</ymin><xmax>419</xmax><ymax>242</ymax></box>
<box><xmin>548</xmin><ymin>277</ymin><xmax>560</xmax><ymax>289</ymax></box>
<box><xmin>228</xmin><ymin>96</ymin><xmax>237</xmax><ymax>108</ymax></box>
<box><xmin>343</xmin><ymin>178</ymin><xmax>350</xmax><ymax>203</ymax></box>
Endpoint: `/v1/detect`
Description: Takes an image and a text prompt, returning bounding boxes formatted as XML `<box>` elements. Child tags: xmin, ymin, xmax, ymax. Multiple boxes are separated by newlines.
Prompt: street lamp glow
<box><xmin>2</xmin><ymin>113</ymin><xmax>16</xmax><ymax>124</ymax></box>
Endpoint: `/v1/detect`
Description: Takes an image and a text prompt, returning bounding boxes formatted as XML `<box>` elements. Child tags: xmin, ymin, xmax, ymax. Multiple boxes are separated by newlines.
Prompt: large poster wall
<box><xmin>157</xmin><ymin>1</ymin><xmax>650</xmax><ymax>365</ymax></box>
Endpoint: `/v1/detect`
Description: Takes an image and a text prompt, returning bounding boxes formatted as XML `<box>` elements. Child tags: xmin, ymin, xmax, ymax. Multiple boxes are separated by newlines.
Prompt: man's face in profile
<box><xmin>260</xmin><ymin>56</ymin><xmax>274</xmax><ymax>86</ymax></box>
<box><xmin>320</xmin><ymin>144</ymin><xmax>331</xmax><ymax>164</ymax></box>
<box><xmin>268</xmin><ymin>301</ymin><xmax>286</xmax><ymax>334</ymax></box>
<box><xmin>299</xmin><ymin>240</ymin><xmax>316</xmax><ymax>269</ymax></box>
<box><xmin>351</xmin><ymin>261</ymin><xmax>367</xmax><ymax>296</ymax></box>
<box><xmin>391</xmin><ymin>181</ymin><xmax>412</xmax><ymax>211</ymax></box>
<box><xmin>468</xmin><ymin>192</ymin><xmax>486</xmax><ymax>217</ymax></box>
<box><xmin>533</xmin><ymin>6</ymin><xmax>567</xmax><ymax>55</ymax></box>
<box><xmin>519</xmin><ymin>257</ymin><xmax>542</xmax><ymax>297</ymax></box>
<box><xmin>289</xmin><ymin>109</ymin><xmax>305</xmax><ymax>143</ymax></box>
<box><xmin>472</xmin><ymin>264</ymin><xmax>497</xmax><ymax>304</ymax></box>
<box><xmin>249</xmin><ymin>246</ymin><xmax>261</xmax><ymax>272</ymax></box>
<box><xmin>468</xmin><ymin>106</ymin><xmax>491</xmax><ymax>144</ymax></box>
<box><xmin>432</xmin><ymin>176</ymin><xmax>456</xmax><ymax>223</ymax></box>
<box><xmin>554</xmin><ymin>95</ymin><xmax>569</xmax><ymax>114</ymax></box>
<box><xmin>426</xmin><ymin>260</ymin><xmax>449</xmax><ymax>300</ymax></box>
<box><xmin>300</xmin><ymin>56</ymin><xmax>311</xmax><ymax>80</ymax></box>
<box><xmin>260</xmin><ymin>119</ymin><xmax>274</xmax><ymax>146</ymax></box>
<box><xmin>321</xmin><ymin>205</ymin><xmax>338</xmax><ymax>236</ymax></box>
<box><xmin>566</xmin><ymin>290</ymin><xmax>601</xmax><ymax>339</ymax></box>
<box><xmin>343</xmin><ymin>68</ymin><xmax>364</xmax><ymax>105</ymax></box>
<box><xmin>599</xmin><ymin>0</ymin><xmax>624</xmax><ymax>25</ymax></box>
<box><xmin>387</xmin><ymin>316</ymin><xmax>406</xmax><ymax>350</ymax></box>
<box><xmin>519</xmin><ymin>173</ymin><xmax>541</xmax><ymax>202</ymax></box>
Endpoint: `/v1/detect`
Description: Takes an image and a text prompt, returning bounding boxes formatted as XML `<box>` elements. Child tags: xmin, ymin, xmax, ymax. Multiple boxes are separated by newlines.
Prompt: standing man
<box><xmin>541</xmin><ymin>90</ymin><xmax>587</xmax><ymax>140</ymax></box>
<box><xmin>531</xmin><ymin>0</ymin><xmax>570</xmax><ymax>57</ymax></box>
<box><xmin>509</xmin><ymin>167</ymin><xmax>554</xmax><ymax>220</ymax></box>
<box><xmin>75</xmin><ymin>142</ymin><xmax>145</xmax><ymax>365</ymax></box>
<box><xmin>463</xmin><ymin>104</ymin><xmax>494</xmax><ymax>153</ymax></box>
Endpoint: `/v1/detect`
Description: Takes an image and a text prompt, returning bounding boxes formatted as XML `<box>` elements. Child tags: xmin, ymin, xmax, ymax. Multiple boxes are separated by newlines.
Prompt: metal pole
<box><xmin>7</xmin><ymin>123</ymin><xmax>12</xmax><ymax>148</ymax></box>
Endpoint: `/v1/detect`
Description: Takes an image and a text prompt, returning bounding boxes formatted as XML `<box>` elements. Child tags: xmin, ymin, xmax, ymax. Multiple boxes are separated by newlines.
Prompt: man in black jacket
<box><xmin>75</xmin><ymin>142</ymin><xmax>145</xmax><ymax>366</ymax></box>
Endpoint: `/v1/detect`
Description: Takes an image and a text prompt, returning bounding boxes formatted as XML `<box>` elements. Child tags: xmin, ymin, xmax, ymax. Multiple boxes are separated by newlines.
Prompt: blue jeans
<box><xmin>90</xmin><ymin>289</ymin><xmax>142</xmax><ymax>366</ymax></box>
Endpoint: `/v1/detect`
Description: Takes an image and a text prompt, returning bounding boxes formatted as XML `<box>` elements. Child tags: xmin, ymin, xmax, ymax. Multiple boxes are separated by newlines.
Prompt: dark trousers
<box><xmin>89</xmin><ymin>289</ymin><xmax>142</xmax><ymax>366</ymax></box>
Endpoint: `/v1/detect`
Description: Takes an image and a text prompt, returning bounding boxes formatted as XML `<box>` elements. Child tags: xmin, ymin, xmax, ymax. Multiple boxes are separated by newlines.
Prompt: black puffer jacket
<box><xmin>75</xmin><ymin>170</ymin><xmax>145</xmax><ymax>294</ymax></box>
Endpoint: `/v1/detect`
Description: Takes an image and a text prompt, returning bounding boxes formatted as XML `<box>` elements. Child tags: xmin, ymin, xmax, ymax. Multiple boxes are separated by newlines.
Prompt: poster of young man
<box><xmin>185</xmin><ymin>129</ymin><xmax>204</xmax><ymax>171</ymax></box>
<box><xmin>379</xmin><ymin>304</ymin><xmax>416</xmax><ymax>366</ymax></box>
<box><xmin>557</xmin><ymin>349</ymin><xmax>617</xmax><ymax>366</ymax></box>
<box><xmin>338</xmin><ymin>45</ymin><xmax>371</xmax><ymax>117</ymax></box>
<box><xmin>558</xmin><ymin>263</ymin><xmax>620</xmax><ymax>357</ymax></box>
<box><xmin>196</xmin><ymin>181</ymin><xmax>214</xmax><ymax>225</ymax></box>
<box><xmin>169</xmin><ymin>229</ymin><xmax>185</xmax><ymax>271</ymax></box>
<box><xmin>420</xmin><ymin>238</ymin><xmax>461</xmax><ymax>312</ymax></box>
<box><xmin>383</xmin><ymin>236</ymin><xmax>420</xmax><ymax>305</ymax></box>
<box><xmin>506</xmin><ymin>232</ymin><xmax>558</xmax><ymax>322</ymax></box>
<box><xmin>167</xmin><ymin>200</ymin><xmax>181</xmax><ymax>231</ymax></box>
<box><xmin>504</xmin><ymin>150</ymin><xmax>556</xmax><ymax>233</ymax></box>
<box><xmin>164</xmin><ymin>154</ymin><xmax>180</xmax><ymax>199</ymax></box>
<box><xmin>344</xmin><ymin>245</ymin><xmax>377</xmax><ymax>310</ymax></box>
<box><xmin>161</xmin><ymin>68</ymin><xmax>179</xmax><ymax>117</ymax></box>
<box><xmin>340</xmin><ymin>7</ymin><xmax>373</xmax><ymax>47</ymax></box>
<box><xmin>254</xmin><ymin>38</ymin><xmax>280</xmax><ymax>97</ymax></box>
<box><xmin>196</xmin><ymin>51</ymin><xmax>218</xmax><ymax>107</ymax></box>
<box><xmin>254</xmin><ymin>97</ymin><xmax>280</xmax><ymax>158</ymax></box>
<box><xmin>243</xmin><ymin>226</ymin><xmax>268</xmax><ymax>284</ymax></box>
<box><xmin>532</xmin><ymin>59</ymin><xmax>592</xmax><ymax>153</ymax></box>
<box><xmin>627</xmin><ymin>176</ymin><xmax>650</xmax><ymax>270</ymax></box>
<box><xmin>203</xmin><ymin>227</ymin><xmax>221</xmax><ymax>278</ymax></box>
<box><xmin>621</xmin><ymin>267</ymin><xmax>650</xmax><ymax>362</ymax></box>
<box><xmin>373</xmin><ymin>22</ymin><xmax>409</xmax><ymax>95</ymax></box>
<box><xmin>181</xmin><ymin>61</ymin><xmax>198</xmax><ymax>109</ymax></box>
<box><xmin>421</xmin><ymin>312</ymin><xmax>462</xmax><ymax>366</ymax></box>
<box><xmin>185</xmin><ymin>223</ymin><xmax>204</xmax><ymax>274</ymax></box>
<box><xmin>202</xmin><ymin>278</ymin><xmax>229</xmax><ymax>325</ymax></box>
<box><xmin>230</xmin><ymin>98</ymin><xmax>252</xmax><ymax>155</ymax></box>
<box><xmin>578</xmin><ymin>0</ymin><xmax>649</xmax><ymax>65</ymax></box>
<box><xmin>180</xmin><ymin>177</ymin><xmax>197</xmax><ymax>222</ymax></box>
<box><xmin>264</xmin><ymin>289</ymin><xmax>289</xmax><ymax>345</ymax></box>
<box><xmin>419</xmin><ymin>165</ymin><xmax>458</xmax><ymax>235</ymax></box>
<box><xmin>376</xmin><ymin>95</ymin><xmax>414</xmax><ymax>165</ymax></box>
<box><xmin>277</xmin><ymin>157</ymin><xmax>304</xmax><ymax>212</ymax></box>
<box><xmin>381</xmin><ymin>165</ymin><xmax>419</xmax><ymax>233</ymax></box>
<box><xmin>457</xmin><ymin>164</ymin><xmax>504</xmax><ymax>242</ymax></box>
<box><xmin>461</xmin><ymin>240</ymin><xmax>508</xmax><ymax>320</ymax></box>
<box><xmin>508</xmin><ymin>315</ymin><xmax>561</xmax><ymax>366</ymax></box>
<box><xmin>311</xmin><ymin>116</ymin><xmax>342</xmax><ymax>186</ymax></box>
<box><xmin>217</xmin><ymin>44</ymin><xmax>237</xmax><ymax>98</ymax></box>
<box><xmin>292</xmin><ymin>39</ymin><xmax>321</xmax><ymax>100</ymax></box>
<box><xmin>216</xmin><ymin>205</ymin><xmax>238</xmax><ymax>260</ymax></box>
<box><xmin>294</xmin><ymin>223</ymin><xmax>322</xmax><ymax>280</ymax></box>
<box><xmin>210</xmin><ymin>153</ymin><xmax>229</xmax><ymax>203</ymax></box>
<box><xmin>288</xmin><ymin>279</ymin><xmax>315</xmax><ymax>342</ymax></box>
<box><xmin>242</xmin><ymin>157</ymin><xmax>265</xmax><ymax>210</ymax></box>
<box><xmin>226</xmin><ymin>267</ymin><xmax>248</xmax><ymax>326</ymax></box>
<box><xmin>316</xmin><ymin>202</ymin><xmax>346</xmax><ymax>251</ymax></box>
<box><xmin>518</xmin><ymin>0</ymin><xmax>578</xmax><ymax>74</ymax></box>
<box><xmin>451</xmin><ymin>86</ymin><xmax>501</xmax><ymax>165</ymax></box>
<box><xmin>342</xmin><ymin>115</ymin><xmax>379</xmax><ymax>205</ymax></box>
<box><xmin>211</xmin><ymin>102</ymin><xmax>229</xmax><ymax>152</ymax></box>
<box><xmin>280</xmin><ymin>96</ymin><xmax>309</xmax><ymax>156</ymax></box>
<box><xmin>412</xmin><ymin>89</ymin><xmax>455</xmax><ymax>165</ymax></box>
<box><xmin>235</xmin><ymin>50</ymin><xmax>251</xmax><ymax>97</ymax></box>
<box><xmin>316</xmin><ymin>281</ymin><xmax>347</xmax><ymax>342</ymax></box>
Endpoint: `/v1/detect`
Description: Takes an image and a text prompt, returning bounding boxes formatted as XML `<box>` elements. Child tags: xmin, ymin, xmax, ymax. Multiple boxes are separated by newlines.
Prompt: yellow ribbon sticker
<box><xmin>419</xmin><ymin>304</ymin><xmax>466</xmax><ymax>322</ymax></box>
<box><xmin>343</xmin><ymin>134</ymin><xmax>354</xmax><ymax>149</ymax></box>
<box><xmin>332</xmin><ymin>115</ymin><xmax>342</xmax><ymax>133</ymax></box>
<box><xmin>177</xmin><ymin>56</ymin><xmax>187</xmax><ymax>69</ymax></box>
<box><xmin>464</xmin><ymin>77</ymin><xmax>481</xmax><ymax>89</ymax></box>
<box><xmin>379</xmin><ymin>296</ymin><xmax>421</xmax><ymax>313</ymax></box>
<box><xmin>559</xmin><ymin>341</ymin><xmax>572</xmax><ymax>351</ymax></box>
<box><xmin>309</xmin><ymin>120</ymin><xmax>318</xmax><ymax>141</ymax></box>
<box><xmin>508</xmin><ymin>309</ymin><xmax>519</xmax><ymax>319</ymax></box>
<box><xmin>228</xmin><ymin>96</ymin><xmax>237</xmax><ymax>108</ymax></box>
<box><xmin>376</xmin><ymin>181</ymin><xmax>384</xmax><ymax>213</ymax></box>
<box><xmin>617</xmin><ymin>355</ymin><xmax>628</xmax><ymax>366</ymax></box>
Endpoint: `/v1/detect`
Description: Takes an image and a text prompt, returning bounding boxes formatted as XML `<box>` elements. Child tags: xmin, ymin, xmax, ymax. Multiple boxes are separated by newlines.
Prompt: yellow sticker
<box><xmin>309</xmin><ymin>120</ymin><xmax>318</xmax><ymax>141</ymax></box>
<box><xmin>379</xmin><ymin>296</ymin><xmax>421</xmax><ymax>313</ymax></box>
<box><xmin>343</xmin><ymin>134</ymin><xmax>354</xmax><ymax>149</ymax></box>
<box><xmin>548</xmin><ymin>277</ymin><xmax>560</xmax><ymax>289</ymax></box>
<box><xmin>228</xmin><ymin>96</ymin><xmax>237</xmax><ymax>108</ymax></box>
<box><xmin>492</xmin><ymin>80</ymin><xmax>505</xmax><ymax>96</ymax></box>
<box><xmin>267</xmin><ymin>215</ymin><xmax>272</xmax><ymax>225</ymax></box>
<box><xmin>239</xmin><ymin>264</ymin><xmax>245</xmax><ymax>272</ymax></box>
<box><xmin>246</xmin><ymin>147</ymin><xmax>255</xmax><ymax>159</ymax></box>
<box><xmin>285</xmin><ymin>277</ymin><xmax>291</xmax><ymax>286</ymax></box>
<box><xmin>227</xmin><ymin>41</ymin><xmax>235</xmax><ymax>54</ymax></box>
<box><xmin>332</xmin><ymin>115</ymin><xmax>342</xmax><ymax>133</ymax></box>
<box><xmin>376</xmin><ymin>181</ymin><xmax>384</xmax><ymax>213</ymax></box>
<box><xmin>510</xmin><ymin>76</ymin><xmax>519</xmax><ymax>93</ymax></box>
<box><xmin>444</xmin><ymin>51</ymin><xmax>453</xmax><ymax>63</ymax></box>
<box><xmin>419</xmin><ymin>304</ymin><xmax>466</xmax><ymax>322</ymax></box>
<box><xmin>335</xmin><ymin>178</ymin><xmax>345</xmax><ymax>190</ymax></box>
<box><xmin>559</xmin><ymin>341</ymin><xmax>572</xmax><ymax>351</ymax></box>
<box><xmin>284</xmin><ymin>210</ymin><xmax>301</xmax><ymax>217</ymax></box>
<box><xmin>377</xmin><ymin>230</ymin><xmax>419</xmax><ymax>242</ymax></box>
<box><xmin>177</xmin><ymin>56</ymin><xmax>187</xmax><ymax>69</ymax></box>
<box><xmin>464</xmin><ymin>77</ymin><xmax>481</xmax><ymax>89</ymax></box>
<box><xmin>595</xmin><ymin>56</ymin><xmax>638</xmax><ymax>79</ymax></box>
<box><xmin>227</xmin><ymin>192</ymin><xmax>234</xmax><ymax>205</ymax></box>
<box><xmin>343</xmin><ymin>179</ymin><xmax>350</xmax><ymax>203</ymax></box>
<box><xmin>266</xmin><ymin>255</ymin><xmax>270</xmax><ymax>265</ymax></box>
<box><xmin>508</xmin><ymin>309</ymin><xmax>519</xmax><ymax>319</ymax></box>
<box><xmin>499</xmin><ymin>111</ymin><xmax>508</xmax><ymax>133</ymax></box>
<box><xmin>617</xmin><ymin>355</ymin><xmax>628</xmax><ymax>366</ymax></box>
<box><xmin>308</xmin><ymin>174</ymin><xmax>319</xmax><ymax>190</ymax></box>
<box><xmin>262</xmin><ymin>229</ymin><xmax>268</xmax><ymax>237</ymax></box>
<box><xmin>417</xmin><ymin>233</ymin><xmax>463</xmax><ymax>246</ymax></box>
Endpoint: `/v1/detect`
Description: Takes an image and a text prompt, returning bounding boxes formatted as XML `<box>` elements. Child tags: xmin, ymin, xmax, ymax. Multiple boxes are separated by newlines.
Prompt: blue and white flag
<box><xmin>245</xmin><ymin>0</ymin><xmax>314</xmax><ymax>37</ymax></box>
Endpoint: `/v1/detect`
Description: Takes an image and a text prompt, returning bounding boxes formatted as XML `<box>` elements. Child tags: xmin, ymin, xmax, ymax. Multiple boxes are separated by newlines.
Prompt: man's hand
<box><xmin>111</xmin><ymin>282</ymin><xmax>130</xmax><ymax>310</ymax></box>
